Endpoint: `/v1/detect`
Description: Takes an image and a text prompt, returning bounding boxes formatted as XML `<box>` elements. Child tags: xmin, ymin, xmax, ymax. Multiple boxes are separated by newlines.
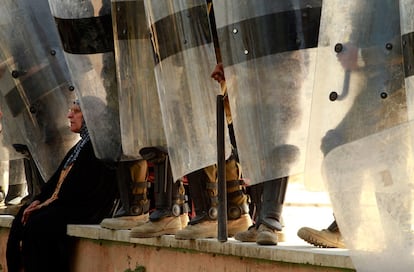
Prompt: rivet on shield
<box><xmin>11</xmin><ymin>70</ymin><xmax>19</xmax><ymax>78</ymax></box>
<box><xmin>50</xmin><ymin>50</ymin><xmax>56</xmax><ymax>56</ymax></box>
<box><xmin>232</xmin><ymin>28</ymin><xmax>238</xmax><ymax>34</ymax></box>
<box><xmin>329</xmin><ymin>91</ymin><xmax>338</xmax><ymax>101</ymax></box>
<box><xmin>244</xmin><ymin>49</ymin><xmax>249</xmax><ymax>55</ymax></box>
<box><xmin>68</xmin><ymin>85</ymin><xmax>75</xmax><ymax>92</ymax></box>
<box><xmin>385</xmin><ymin>43</ymin><xmax>393</xmax><ymax>50</ymax></box>
<box><xmin>334</xmin><ymin>43</ymin><xmax>343</xmax><ymax>53</ymax></box>
<box><xmin>380</xmin><ymin>92</ymin><xmax>388</xmax><ymax>99</ymax></box>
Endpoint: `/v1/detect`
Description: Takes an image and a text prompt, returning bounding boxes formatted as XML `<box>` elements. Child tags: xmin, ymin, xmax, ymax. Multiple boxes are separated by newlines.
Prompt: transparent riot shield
<box><xmin>323</xmin><ymin>121</ymin><xmax>414</xmax><ymax>272</ymax></box>
<box><xmin>143</xmin><ymin>0</ymin><xmax>231</xmax><ymax>180</ymax></box>
<box><xmin>212</xmin><ymin>0</ymin><xmax>321</xmax><ymax>185</ymax></box>
<box><xmin>400</xmin><ymin>0</ymin><xmax>414</xmax><ymax>120</ymax></box>
<box><xmin>0</xmin><ymin>0</ymin><xmax>78</xmax><ymax>180</ymax></box>
<box><xmin>48</xmin><ymin>0</ymin><xmax>122</xmax><ymax>162</ymax></box>
<box><xmin>111</xmin><ymin>0</ymin><xmax>166</xmax><ymax>158</ymax></box>
<box><xmin>305</xmin><ymin>0</ymin><xmax>407</xmax><ymax>190</ymax></box>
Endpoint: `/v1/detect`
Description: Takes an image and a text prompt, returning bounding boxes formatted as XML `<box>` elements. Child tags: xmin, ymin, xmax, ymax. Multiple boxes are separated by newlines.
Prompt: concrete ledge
<box><xmin>0</xmin><ymin>215</ymin><xmax>13</xmax><ymax>228</ymax></box>
<box><xmin>0</xmin><ymin>215</ymin><xmax>355</xmax><ymax>271</ymax></box>
<box><xmin>67</xmin><ymin>224</ymin><xmax>354</xmax><ymax>270</ymax></box>
<box><xmin>0</xmin><ymin>182</ymin><xmax>355</xmax><ymax>272</ymax></box>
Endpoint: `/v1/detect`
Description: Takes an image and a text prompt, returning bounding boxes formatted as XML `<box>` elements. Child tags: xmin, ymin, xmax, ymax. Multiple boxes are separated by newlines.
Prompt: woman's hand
<box><xmin>22</xmin><ymin>200</ymin><xmax>41</xmax><ymax>224</ymax></box>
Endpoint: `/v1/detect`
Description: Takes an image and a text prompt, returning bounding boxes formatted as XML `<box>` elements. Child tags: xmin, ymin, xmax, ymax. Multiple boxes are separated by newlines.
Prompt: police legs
<box><xmin>100</xmin><ymin>160</ymin><xmax>150</xmax><ymax>230</ymax></box>
<box><xmin>255</xmin><ymin>177</ymin><xmax>288</xmax><ymax>245</ymax></box>
<box><xmin>130</xmin><ymin>147</ymin><xmax>188</xmax><ymax>238</ymax></box>
<box><xmin>175</xmin><ymin>159</ymin><xmax>251</xmax><ymax>240</ymax></box>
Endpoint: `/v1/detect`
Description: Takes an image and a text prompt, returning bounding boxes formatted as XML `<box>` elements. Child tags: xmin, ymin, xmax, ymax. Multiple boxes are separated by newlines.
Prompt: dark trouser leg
<box><xmin>257</xmin><ymin>177</ymin><xmax>288</xmax><ymax>231</ymax></box>
<box><xmin>254</xmin><ymin>177</ymin><xmax>288</xmax><ymax>245</ymax></box>
<box><xmin>246</xmin><ymin>182</ymin><xmax>264</xmax><ymax>225</ymax></box>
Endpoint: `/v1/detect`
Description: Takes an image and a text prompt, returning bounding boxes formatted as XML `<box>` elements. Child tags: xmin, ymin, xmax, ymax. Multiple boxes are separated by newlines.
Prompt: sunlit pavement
<box><xmin>282</xmin><ymin>177</ymin><xmax>334</xmax><ymax>246</ymax></box>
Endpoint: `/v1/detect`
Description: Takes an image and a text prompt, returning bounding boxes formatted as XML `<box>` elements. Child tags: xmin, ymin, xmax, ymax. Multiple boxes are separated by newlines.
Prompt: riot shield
<box><xmin>143</xmin><ymin>0</ymin><xmax>231</xmax><ymax>180</ymax></box>
<box><xmin>48</xmin><ymin>0</ymin><xmax>122</xmax><ymax>162</ymax></box>
<box><xmin>305</xmin><ymin>0</ymin><xmax>407</xmax><ymax>190</ymax></box>
<box><xmin>212</xmin><ymin>0</ymin><xmax>321</xmax><ymax>185</ymax></box>
<box><xmin>0</xmin><ymin>0</ymin><xmax>78</xmax><ymax>180</ymax></box>
<box><xmin>400</xmin><ymin>0</ymin><xmax>414</xmax><ymax>121</ymax></box>
<box><xmin>322</xmin><ymin>121</ymin><xmax>414</xmax><ymax>271</ymax></box>
<box><xmin>111</xmin><ymin>0</ymin><xmax>166</xmax><ymax>158</ymax></box>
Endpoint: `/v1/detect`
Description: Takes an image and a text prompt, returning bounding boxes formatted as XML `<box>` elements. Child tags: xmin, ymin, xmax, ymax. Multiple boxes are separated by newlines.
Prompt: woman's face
<box><xmin>67</xmin><ymin>105</ymin><xmax>83</xmax><ymax>133</ymax></box>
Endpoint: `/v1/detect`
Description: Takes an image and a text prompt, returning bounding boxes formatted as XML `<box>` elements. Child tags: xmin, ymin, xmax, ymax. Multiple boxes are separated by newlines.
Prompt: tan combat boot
<box><xmin>175</xmin><ymin>220</ymin><xmax>218</xmax><ymax>239</ymax></box>
<box><xmin>130</xmin><ymin>216</ymin><xmax>182</xmax><ymax>238</ymax></box>
<box><xmin>101</xmin><ymin>160</ymin><xmax>150</xmax><ymax>230</ymax></box>
<box><xmin>256</xmin><ymin>224</ymin><xmax>278</xmax><ymax>245</ymax></box>
<box><xmin>297</xmin><ymin>221</ymin><xmax>345</xmax><ymax>248</ymax></box>
<box><xmin>175</xmin><ymin>165</ymin><xmax>218</xmax><ymax>240</ymax></box>
<box><xmin>234</xmin><ymin>224</ymin><xmax>286</xmax><ymax>243</ymax></box>
<box><xmin>225</xmin><ymin>159</ymin><xmax>252</xmax><ymax>236</ymax></box>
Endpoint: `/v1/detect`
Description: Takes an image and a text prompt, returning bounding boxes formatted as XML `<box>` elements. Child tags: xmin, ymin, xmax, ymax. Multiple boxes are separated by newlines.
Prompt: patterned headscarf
<box><xmin>63</xmin><ymin>100</ymin><xmax>91</xmax><ymax>169</ymax></box>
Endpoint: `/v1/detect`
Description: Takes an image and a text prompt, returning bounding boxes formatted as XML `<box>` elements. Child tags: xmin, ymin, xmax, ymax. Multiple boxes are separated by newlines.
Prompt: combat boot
<box><xmin>130</xmin><ymin>147</ymin><xmax>188</xmax><ymax>238</ymax></box>
<box><xmin>235</xmin><ymin>180</ymin><xmax>287</xmax><ymax>243</ymax></box>
<box><xmin>101</xmin><ymin>160</ymin><xmax>150</xmax><ymax>230</ymax></box>
<box><xmin>225</xmin><ymin>159</ymin><xmax>252</xmax><ymax>236</ymax></box>
<box><xmin>176</xmin><ymin>159</ymin><xmax>252</xmax><ymax>240</ymax></box>
<box><xmin>175</xmin><ymin>165</ymin><xmax>218</xmax><ymax>239</ymax></box>
<box><xmin>254</xmin><ymin>177</ymin><xmax>288</xmax><ymax>245</ymax></box>
<box><xmin>235</xmin><ymin>223</ymin><xmax>286</xmax><ymax>242</ymax></box>
<box><xmin>130</xmin><ymin>216</ymin><xmax>182</xmax><ymax>238</ymax></box>
<box><xmin>129</xmin><ymin>179</ymin><xmax>187</xmax><ymax>238</ymax></box>
<box><xmin>297</xmin><ymin>220</ymin><xmax>345</xmax><ymax>248</ymax></box>
<box><xmin>174</xmin><ymin>220</ymin><xmax>218</xmax><ymax>239</ymax></box>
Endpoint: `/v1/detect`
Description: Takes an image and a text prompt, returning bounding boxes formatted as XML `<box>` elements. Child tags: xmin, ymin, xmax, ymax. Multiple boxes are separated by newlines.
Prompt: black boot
<box><xmin>256</xmin><ymin>177</ymin><xmax>288</xmax><ymax>245</ymax></box>
<box><xmin>246</xmin><ymin>182</ymin><xmax>264</xmax><ymax>224</ymax></box>
<box><xmin>234</xmin><ymin>182</ymin><xmax>263</xmax><ymax>242</ymax></box>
